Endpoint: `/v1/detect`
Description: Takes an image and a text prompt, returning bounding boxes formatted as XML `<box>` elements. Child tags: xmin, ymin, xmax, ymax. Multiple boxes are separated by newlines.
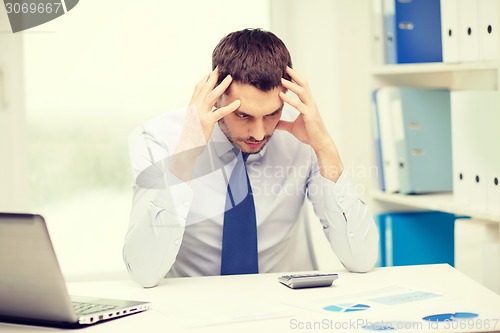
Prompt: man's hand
<box><xmin>277</xmin><ymin>66</ymin><xmax>331</xmax><ymax>151</ymax></box>
<box><xmin>277</xmin><ymin>67</ymin><xmax>344</xmax><ymax>182</ymax></box>
<box><xmin>186</xmin><ymin>68</ymin><xmax>241</xmax><ymax>144</ymax></box>
<box><xmin>171</xmin><ymin>68</ymin><xmax>240</xmax><ymax>181</ymax></box>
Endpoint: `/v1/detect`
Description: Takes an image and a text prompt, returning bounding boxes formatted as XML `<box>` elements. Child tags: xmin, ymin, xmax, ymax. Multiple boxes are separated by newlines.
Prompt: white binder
<box><xmin>458</xmin><ymin>0</ymin><xmax>480</xmax><ymax>62</ymax></box>
<box><xmin>451</xmin><ymin>91</ymin><xmax>489</xmax><ymax>212</ymax></box>
<box><xmin>371</xmin><ymin>0</ymin><xmax>385</xmax><ymax>66</ymax></box>
<box><xmin>376</xmin><ymin>87</ymin><xmax>400</xmax><ymax>193</ymax></box>
<box><xmin>382</xmin><ymin>0</ymin><xmax>396</xmax><ymax>64</ymax></box>
<box><xmin>485</xmin><ymin>92</ymin><xmax>500</xmax><ymax>215</ymax></box>
<box><xmin>441</xmin><ymin>0</ymin><xmax>460</xmax><ymax>63</ymax></box>
<box><xmin>450</xmin><ymin>93</ymin><xmax>468</xmax><ymax>206</ymax></box>
<box><xmin>478</xmin><ymin>0</ymin><xmax>499</xmax><ymax>61</ymax></box>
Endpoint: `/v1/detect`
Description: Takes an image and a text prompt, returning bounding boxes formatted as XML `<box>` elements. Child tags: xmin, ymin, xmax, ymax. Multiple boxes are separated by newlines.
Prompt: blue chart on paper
<box><xmin>323</xmin><ymin>303</ymin><xmax>370</xmax><ymax>313</ymax></box>
<box><xmin>422</xmin><ymin>312</ymin><xmax>478</xmax><ymax>322</ymax></box>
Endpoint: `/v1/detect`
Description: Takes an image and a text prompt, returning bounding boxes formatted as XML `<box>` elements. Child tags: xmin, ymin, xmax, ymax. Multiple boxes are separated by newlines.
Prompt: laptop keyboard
<box><xmin>72</xmin><ymin>302</ymin><xmax>118</xmax><ymax>315</ymax></box>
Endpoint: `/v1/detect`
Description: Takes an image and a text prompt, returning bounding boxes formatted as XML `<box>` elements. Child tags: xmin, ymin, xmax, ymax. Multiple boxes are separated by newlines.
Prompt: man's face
<box><xmin>217</xmin><ymin>82</ymin><xmax>284</xmax><ymax>154</ymax></box>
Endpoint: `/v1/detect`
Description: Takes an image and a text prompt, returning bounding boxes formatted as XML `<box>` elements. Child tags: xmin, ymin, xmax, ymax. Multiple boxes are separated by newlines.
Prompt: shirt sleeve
<box><xmin>307</xmin><ymin>165</ymin><xmax>379</xmax><ymax>273</ymax></box>
<box><xmin>122</xmin><ymin>126</ymin><xmax>193</xmax><ymax>288</ymax></box>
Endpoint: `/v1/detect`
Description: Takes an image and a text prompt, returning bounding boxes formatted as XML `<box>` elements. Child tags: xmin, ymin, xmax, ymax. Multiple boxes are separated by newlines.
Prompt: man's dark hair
<box><xmin>212</xmin><ymin>28</ymin><xmax>292</xmax><ymax>92</ymax></box>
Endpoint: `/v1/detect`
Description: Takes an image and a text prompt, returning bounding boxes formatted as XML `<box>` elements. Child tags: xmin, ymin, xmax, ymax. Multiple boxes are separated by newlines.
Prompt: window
<box><xmin>23</xmin><ymin>0</ymin><xmax>270</xmax><ymax>278</ymax></box>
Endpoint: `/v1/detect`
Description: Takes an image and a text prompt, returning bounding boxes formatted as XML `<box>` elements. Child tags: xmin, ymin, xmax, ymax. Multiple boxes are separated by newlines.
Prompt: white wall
<box><xmin>23</xmin><ymin>0</ymin><xmax>271</xmax><ymax>121</ymax></box>
<box><xmin>271</xmin><ymin>0</ymin><xmax>373</xmax><ymax>190</ymax></box>
<box><xmin>21</xmin><ymin>0</ymin><xmax>270</xmax><ymax>279</ymax></box>
<box><xmin>0</xmin><ymin>12</ymin><xmax>28</xmax><ymax>212</ymax></box>
<box><xmin>270</xmin><ymin>0</ymin><xmax>373</xmax><ymax>270</ymax></box>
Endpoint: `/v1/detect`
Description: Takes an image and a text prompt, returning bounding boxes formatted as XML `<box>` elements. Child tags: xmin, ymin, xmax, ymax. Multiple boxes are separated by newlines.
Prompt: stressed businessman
<box><xmin>123</xmin><ymin>28</ymin><xmax>379</xmax><ymax>288</ymax></box>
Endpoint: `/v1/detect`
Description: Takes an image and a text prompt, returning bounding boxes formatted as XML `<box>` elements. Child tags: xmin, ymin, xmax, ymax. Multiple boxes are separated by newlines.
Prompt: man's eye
<box><xmin>236</xmin><ymin>113</ymin><xmax>249</xmax><ymax>119</ymax></box>
<box><xmin>266</xmin><ymin>112</ymin><xmax>279</xmax><ymax>118</ymax></box>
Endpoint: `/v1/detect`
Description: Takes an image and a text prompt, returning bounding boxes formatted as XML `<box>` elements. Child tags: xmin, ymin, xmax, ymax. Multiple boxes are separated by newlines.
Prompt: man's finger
<box><xmin>279</xmin><ymin>91</ymin><xmax>306</xmax><ymax>113</ymax></box>
<box><xmin>281</xmin><ymin>78</ymin><xmax>314</xmax><ymax>106</ymax></box>
<box><xmin>286</xmin><ymin>66</ymin><xmax>308</xmax><ymax>87</ymax></box>
<box><xmin>211</xmin><ymin>99</ymin><xmax>241</xmax><ymax>122</ymax></box>
<box><xmin>199</xmin><ymin>67</ymin><xmax>220</xmax><ymax>97</ymax></box>
<box><xmin>206</xmin><ymin>74</ymin><xmax>233</xmax><ymax>106</ymax></box>
<box><xmin>191</xmin><ymin>73</ymin><xmax>211</xmax><ymax>102</ymax></box>
<box><xmin>281</xmin><ymin>78</ymin><xmax>304</xmax><ymax>95</ymax></box>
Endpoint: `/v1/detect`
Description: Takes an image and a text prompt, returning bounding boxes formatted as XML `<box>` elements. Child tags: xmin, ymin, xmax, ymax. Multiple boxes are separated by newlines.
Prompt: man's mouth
<box><xmin>244</xmin><ymin>140</ymin><xmax>263</xmax><ymax>149</ymax></box>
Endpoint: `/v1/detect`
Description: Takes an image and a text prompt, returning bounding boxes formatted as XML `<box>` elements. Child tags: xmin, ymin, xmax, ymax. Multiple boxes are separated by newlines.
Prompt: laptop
<box><xmin>0</xmin><ymin>212</ymin><xmax>151</xmax><ymax>328</ymax></box>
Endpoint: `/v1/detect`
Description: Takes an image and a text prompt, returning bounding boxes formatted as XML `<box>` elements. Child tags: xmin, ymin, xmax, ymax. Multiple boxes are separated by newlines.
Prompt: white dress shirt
<box><xmin>123</xmin><ymin>106</ymin><xmax>379</xmax><ymax>287</ymax></box>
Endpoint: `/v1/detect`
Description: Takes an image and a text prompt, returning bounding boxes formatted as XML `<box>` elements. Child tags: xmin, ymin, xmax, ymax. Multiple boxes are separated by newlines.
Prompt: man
<box><xmin>124</xmin><ymin>28</ymin><xmax>378</xmax><ymax>288</ymax></box>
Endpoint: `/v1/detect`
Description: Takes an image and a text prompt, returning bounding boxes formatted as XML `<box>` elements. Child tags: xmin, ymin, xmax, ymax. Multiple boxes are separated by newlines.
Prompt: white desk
<box><xmin>1</xmin><ymin>264</ymin><xmax>499</xmax><ymax>333</ymax></box>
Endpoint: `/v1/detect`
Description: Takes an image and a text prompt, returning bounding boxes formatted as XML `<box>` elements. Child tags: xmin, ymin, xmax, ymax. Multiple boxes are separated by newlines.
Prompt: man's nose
<box><xmin>250</xmin><ymin>120</ymin><xmax>266</xmax><ymax>141</ymax></box>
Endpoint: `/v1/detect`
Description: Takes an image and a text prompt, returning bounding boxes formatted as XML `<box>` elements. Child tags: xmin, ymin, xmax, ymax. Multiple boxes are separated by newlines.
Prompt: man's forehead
<box><xmin>219</xmin><ymin>81</ymin><xmax>283</xmax><ymax>115</ymax></box>
<box><xmin>224</xmin><ymin>81</ymin><xmax>285</xmax><ymax>96</ymax></box>
<box><xmin>235</xmin><ymin>105</ymin><xmax>283</xmax><ymax>117</ymax></box>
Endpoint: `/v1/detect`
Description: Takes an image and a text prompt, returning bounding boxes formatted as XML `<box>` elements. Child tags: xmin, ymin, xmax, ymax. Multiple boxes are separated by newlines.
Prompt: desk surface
<box><xmin>1</xmin><ymin>264</ymin><xmax>499</xmax><ymax>333</ymax></box>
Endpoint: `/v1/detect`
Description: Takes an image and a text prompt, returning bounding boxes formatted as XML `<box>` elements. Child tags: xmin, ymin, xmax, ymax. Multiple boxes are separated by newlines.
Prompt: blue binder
<box><xmin>384</xmin><ymin>0</ymin><xmax>443</xmax><ymax>63</ymax></box>
<box><xmin>394</xmin><ymin>88</ymin><xmax>452</xmax><ymax>194</ymax></box>
<box><xmin>376</xmin><ymin>211</ymin><xmax>455</xmax><ymax>267</ymax></box>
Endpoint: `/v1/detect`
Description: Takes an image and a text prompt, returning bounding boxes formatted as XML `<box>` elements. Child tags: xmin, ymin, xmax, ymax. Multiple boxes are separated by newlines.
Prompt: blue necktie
<box><xmin>220</xmin><ymin>152</ymin><xmax>259</xmax><ymax>275</ymax></box>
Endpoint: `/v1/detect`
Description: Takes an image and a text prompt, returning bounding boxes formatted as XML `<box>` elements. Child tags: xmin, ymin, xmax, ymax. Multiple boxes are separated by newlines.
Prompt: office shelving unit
<box><xmin>371</xmin><ymin>191</ymin><xmax>500</xmax><ymax>223</ymax></box>
<box><xmin>370</xmin><ymin>59</ymin><xmax>500</xmax><ymax>222</ymax></box>
<box><xmin>369</xmin><ymin>0</ymin><xmax>500</xmax><ymax>226</ymax></box>
<box><xmin>372</xmin><ymin>61</ymin><xmax>498</xmax><ymax>90</ymax></box>
<box><xmin>368</xmin><ymin>1</ymin><xmax>500</xmax><ymax>293</ymax></box>
<box><xmin>370</xmin><ymin>59</ymin><xmax>500</xmax><ymax>223</ymax></box>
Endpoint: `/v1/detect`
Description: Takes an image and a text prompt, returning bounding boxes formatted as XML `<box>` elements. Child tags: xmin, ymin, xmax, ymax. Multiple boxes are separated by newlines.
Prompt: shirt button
<box><xmin>349</xmin><ymin>232</ymin><xmax>354</xmax><ymax>238</ymax></box>
<box><xmin>183</xmin><ymin>201</ymin><xmax>189</xmax><ymax>207</ymax></box>
<box><xmin>174</xmin><ymin>239</ymin><xmax>180</xmax><ymax>245</ymax></box>
<box><xmin>338</xmin><ymin>196</ymin><xmax>345</xmax><ymax>203</ymax></box>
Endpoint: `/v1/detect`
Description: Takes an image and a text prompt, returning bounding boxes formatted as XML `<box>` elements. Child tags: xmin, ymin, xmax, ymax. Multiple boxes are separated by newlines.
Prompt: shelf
<box><xmin>371</xmin><ymin>191</ymin><xmax>500</xmax><ymax>223</ymax></box>
<box><xmin>371</xmin><ymin>61</ymin><xmax>499</xmax><ymax>76</ymax></box>
<box><xmin>371</xmin><ymin>61</ymin><xmax>499</xmax><ymax>91</ymax></box>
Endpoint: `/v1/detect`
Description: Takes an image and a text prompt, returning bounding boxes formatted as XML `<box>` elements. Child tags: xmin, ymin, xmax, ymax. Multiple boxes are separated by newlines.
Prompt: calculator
<box><xmin>278</xmin><ymin>273</ymin><xmax>339</xmax><ymax>289</ymax></box>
